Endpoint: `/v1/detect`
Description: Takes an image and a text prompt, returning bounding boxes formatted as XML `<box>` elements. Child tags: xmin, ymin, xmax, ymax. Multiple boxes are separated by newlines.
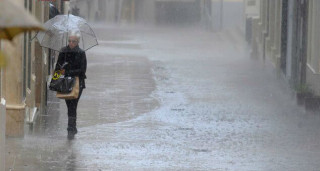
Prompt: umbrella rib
<box><xmin>85</xmin><ymin>23</ymin><xmax>99</xmax><ymax>45</ymax></box>
<box><xmin>84</xmin><ymin>44</ymin><xmax>98</xmax><ymax>52</ymax></box>
<box><xmin>79</xmin><ymin>29</ymin><xmax>95</xmax><ymax>37</ymax></box>
<box><xmin>39</xmin><ymin>29</ymin><xmax>49</xmax><ymax>44</ymax></box>
<box><xmin>79</xmin><ymin>30</ymin><xmax>98</xmax><ymax>51</ymax></box>
<box><xmin>39</xmin><ymin>26</ymin><xmax>65</xmax><ymax>51</ymax></box>
<box><xmin>82</xmin><ymin>23</ymin><xmax>97</xmax><ymax>36</ymax></box>
<box><xmin>39</xmin><ymin>25</ymin><xmax>58</xmax><ymax>45</ymax></box>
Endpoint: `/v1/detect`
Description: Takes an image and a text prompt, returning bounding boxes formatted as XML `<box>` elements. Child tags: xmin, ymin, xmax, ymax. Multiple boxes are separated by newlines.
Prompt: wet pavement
<box><xmin>5</xmin><ymin>25</ymin><xmax>320</xmax><ymax>170</ymax></box>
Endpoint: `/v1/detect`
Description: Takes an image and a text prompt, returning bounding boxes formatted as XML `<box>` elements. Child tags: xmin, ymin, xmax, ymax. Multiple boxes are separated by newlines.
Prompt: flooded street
<box><xmin>5</xmin><ymin>25</ymin><xmax>320</xmax><ymax>170</ymax></box>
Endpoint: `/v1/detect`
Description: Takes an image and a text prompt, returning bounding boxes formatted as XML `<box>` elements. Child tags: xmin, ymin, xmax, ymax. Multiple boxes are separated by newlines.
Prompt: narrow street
<box><xmin>6</xmin><ymin>25</ymin><xmax>320</xmax><ymax>170</ymax></box>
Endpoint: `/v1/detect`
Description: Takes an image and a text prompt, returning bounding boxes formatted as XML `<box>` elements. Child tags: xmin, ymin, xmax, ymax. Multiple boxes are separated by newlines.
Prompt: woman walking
<box><xmin>55</xmin><ymin>30</ymin><xmax>87</xmax><ymax>139</ymax></box>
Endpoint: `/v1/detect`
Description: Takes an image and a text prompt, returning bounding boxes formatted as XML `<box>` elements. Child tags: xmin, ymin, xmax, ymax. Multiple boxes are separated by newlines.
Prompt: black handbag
<box><xmin>49</xmin><ymin>71</ymin><xmax>75</xmax><ymax>93</ymax></box>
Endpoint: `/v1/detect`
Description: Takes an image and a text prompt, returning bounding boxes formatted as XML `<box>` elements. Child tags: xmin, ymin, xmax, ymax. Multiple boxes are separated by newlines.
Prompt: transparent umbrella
<box><xmin>36</xmin><ymin>14</ymin><xmax>98</xmax><ymax>52</ymax></box>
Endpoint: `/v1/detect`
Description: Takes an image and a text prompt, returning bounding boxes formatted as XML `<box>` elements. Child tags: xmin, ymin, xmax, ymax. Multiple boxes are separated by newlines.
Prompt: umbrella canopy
<box><xmin>0</xmin><ymin>0</ymin><xmax>45</xmax><ymax>40</ymax></box>
<box><xmin>36</xmin><ymin>14</ymin><xmax>98</xmax><ymax>52</ymax></box>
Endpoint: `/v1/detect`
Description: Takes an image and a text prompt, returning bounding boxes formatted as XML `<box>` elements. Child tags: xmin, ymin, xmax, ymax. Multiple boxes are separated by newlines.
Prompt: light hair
<box><xmin>68</xmin><ymin>30</ymin><xmax>81</xmax><ymax>41</ymax></box>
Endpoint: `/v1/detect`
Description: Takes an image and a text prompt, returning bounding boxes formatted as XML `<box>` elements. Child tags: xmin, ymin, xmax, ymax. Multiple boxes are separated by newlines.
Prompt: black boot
<box><xmin>67</xmin><ymin>127</ymin><xmax>78</xmax><ymax>140</ymax></box>
<box><xmin>67</xmin><ymin>117</ymin><xmax>77</xmax><ymax>139</ymax></box>
<box><xmin>67</xmin><ymin>130</ymin><xmax>75</xmax><ymax>140</ymax></box>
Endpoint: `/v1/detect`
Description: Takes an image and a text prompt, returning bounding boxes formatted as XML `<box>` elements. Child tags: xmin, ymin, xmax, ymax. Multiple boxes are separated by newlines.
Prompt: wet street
<box><xmin>5</xmin><ymin>25</ymin><xmax>320</xmax><ymax>170</ymax></box>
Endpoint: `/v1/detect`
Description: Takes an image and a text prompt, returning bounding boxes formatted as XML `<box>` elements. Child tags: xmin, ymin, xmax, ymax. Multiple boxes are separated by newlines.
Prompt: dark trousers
<box><xmin>65</xmin><ymin>88</ymin><xmax>83</xmax><ymax>131</ymax></box>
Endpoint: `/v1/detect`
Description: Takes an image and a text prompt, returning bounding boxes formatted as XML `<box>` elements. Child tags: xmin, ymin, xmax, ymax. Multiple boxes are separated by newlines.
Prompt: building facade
<box><xmin>0</xmin><ymin>1</ymin><xmax>69</xmax><ymax>170</ymax></box>
<box><xmin>306</xmin><ymin>0</ymin><xmax>320</xmax><ymax>95</ymax></box>
<box><xmin>247</xmin><ymin>0</ymin><xmax>320</xmax><ymax>109</ymax></box>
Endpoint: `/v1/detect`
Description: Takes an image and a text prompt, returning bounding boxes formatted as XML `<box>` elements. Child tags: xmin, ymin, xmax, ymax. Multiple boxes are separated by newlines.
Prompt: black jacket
<box><xmin>55</xmin><ymin>46</ymin><xmax>87</xmax><ymax>89</ymax></box>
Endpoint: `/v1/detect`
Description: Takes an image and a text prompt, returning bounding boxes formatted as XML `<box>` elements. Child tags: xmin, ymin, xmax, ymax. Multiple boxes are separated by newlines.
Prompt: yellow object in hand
<box><xmin>52</xmin><ymin>71</ymin><xmax>62</xmax><ymax>80</ymax></box>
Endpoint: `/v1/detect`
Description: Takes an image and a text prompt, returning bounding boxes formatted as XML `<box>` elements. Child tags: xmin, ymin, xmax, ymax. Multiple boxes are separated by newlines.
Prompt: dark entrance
<box><xmin>295</xmin><ymin>0</ymin><xmax>308</xmax><ymax>85</ymax></box>
<box><xmin>281</xmin><ymin>0</ymin><xmax>288</xmax><ymax>74</ymax></box>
